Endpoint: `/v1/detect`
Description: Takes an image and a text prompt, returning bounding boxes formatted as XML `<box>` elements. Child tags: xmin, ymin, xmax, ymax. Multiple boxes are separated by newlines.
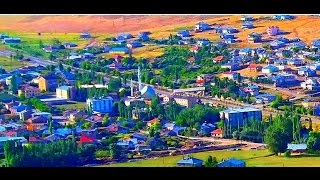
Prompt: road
<box><xmin>2</xmin><ymin>49</ymin><xmax>320</xmax><ymax>124</ymax></box>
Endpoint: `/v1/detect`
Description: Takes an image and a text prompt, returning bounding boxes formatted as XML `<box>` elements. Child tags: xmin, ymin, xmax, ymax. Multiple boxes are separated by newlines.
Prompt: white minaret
<box><xmin>130</xmin><ymin>78</ymin><xmax>133</xmax><ymax>97</ymax></box>
<box><xmin>138</xmin><ymin>66</ymin><xmax>142</xmax><ymax>92</ymax></box>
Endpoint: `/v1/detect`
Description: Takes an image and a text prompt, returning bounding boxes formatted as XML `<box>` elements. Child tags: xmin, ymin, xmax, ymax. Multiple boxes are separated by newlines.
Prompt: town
<box><xmin>1</xmin><ymin>15</ymin><xmax>320</xmax><ymax>167</ymax></box>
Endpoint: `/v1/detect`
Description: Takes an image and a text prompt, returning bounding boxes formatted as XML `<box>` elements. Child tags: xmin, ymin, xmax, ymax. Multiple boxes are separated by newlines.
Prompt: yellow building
<box><xmin>301</xmin><ymin>100</ymin><xmax>320</xmax><ymax>108</ymax></box>
<box><xmin>38</xmin><ymin>74</ymin><xmax>58</xmax><ymax>92</ymax></box>
<box><xmin>56</xmin><ymin>85</ymin><xmax>75</xmax><ymax>100</ymax></box>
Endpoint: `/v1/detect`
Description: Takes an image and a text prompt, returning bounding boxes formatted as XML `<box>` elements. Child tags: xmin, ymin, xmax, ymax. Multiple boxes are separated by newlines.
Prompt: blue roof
<box><xmin>240</xmin><ymin>48</ymin><xmax>252</xmax><ymax>53</ymax></box>
<box><xmin>55</xmin><ymin>128</ymin><xmax>72</xmax><ymax>136</ymax></box>
<box><xmin>255</xmin><ymin>93</ymin><xmax>276</xmax><ymax>98</ymax></box>
<box><xmin>61</xmin><ymin>71</ymin><xmax>76</xmax><ymax>80</ymax></box>
<box><xmin>0</xmin><ymin>126</ymin><xmax>5</xmax><ymax>132</ymax></box>
<box><xmin>220</xmin><ymin>158</ymin><xmax>245</xmax><ymax>165</ymax></box>
<box><xmin>276</xmin><ymin>37</ymin><xmax>290</xmax><ymax>43</ymax></box>
<box><xmin>287</xmin><ymin>143</ymin><xmax>307</xmax><ymax>150</ymax></box>
<box><xmin>248</xmin><ymin>84</ymin><xmax>259</xmax><ymax>89</ymax></box>
<box><xmin>0</xmin><ymin>136</ymin><xmax>26</xmax><ymax>142</ymax></box>
<box><xmin>110</xmin><ymin>47</ymin><xmax>130</xmax><ymax>52</ymax></box>
<box><xmin>291</xmin><ymin>42</ymin><xmax>306</xmax><ymax>48</ymax></box>
<box><xmin>177</xmin><ymin>158</ymin><xmax>203</xmax><ymax>165</ymax></box>
<box><xmin>13</xmin><ymin>105</ymin><xmax>30</xmax><ymax>112</ymax></box>
<box><xmin>131</xmin><ymin>133</ymin><xmax>147</xmax><ymax>141</ymax></box>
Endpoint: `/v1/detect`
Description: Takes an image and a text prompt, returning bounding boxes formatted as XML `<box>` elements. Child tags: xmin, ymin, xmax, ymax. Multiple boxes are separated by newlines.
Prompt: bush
<box><xmin>284</xmin><ymin>150</ymin><xmax>291</xmax><ymax>157</ymax></box>
<box><xmin>95</xmin><ymin>150</ymin><xmax>110</xmax><ymax>159</ymax></box>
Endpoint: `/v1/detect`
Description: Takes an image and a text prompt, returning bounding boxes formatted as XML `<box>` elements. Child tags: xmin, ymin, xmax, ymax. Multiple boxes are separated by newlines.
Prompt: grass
<box><xmin>101</xmin><ymin>150</ymin><xmax>320</xmax><ymax>167</ymax></box>
<box><xmin>132</xmin><ymin>45</ymin><xmax>165</xmax><ymax>59</ymax></box>
<box><xmin>0</xmin><ymin>56</ymin><xmax>29</xmax><ymax>71</ymax></box>
<box><xmin>55</xmin><ymin>102</ymin><xmax>87</xmax><ymax>110</ymax></box>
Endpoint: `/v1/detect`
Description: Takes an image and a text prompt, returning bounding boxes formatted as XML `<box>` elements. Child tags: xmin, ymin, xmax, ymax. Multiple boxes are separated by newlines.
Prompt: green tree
<box><xmin>102</xmin><ymin>114</ymin><xmax>109</xmax><ymax>125</ymax></box>
<box><xmin>109</xmin><ymin>144</ymin><xmax>122</xmax><ymax>159</ymax></box>
<box><xmin>49</xmin><ymin>117</ymin><xmax>53</xmax><ymax>135</ymax></box>
<box><xmin>39</xmin><ymin>40</ymin><xmax>44</xmax><ymax>48</ymax></box>
<box><xmin>307</xmin><ymin>131</ymin><xmax>320</xmax><ymax>152</ymax></box>
<box><xmin>265</xmin><ymin>125</ymin><xmax>290</xmax><ymax>155</ymax></box>
<box><xmin>9</xmin><ymin>75</ymin><xmax>18</xmax><ymax>94</ymax></box>
<box><xmin>204</xmin><ymin>155</ymin><xmax>218</xmax><ymax>167</ymax></box>
<box><xmin>58</xmin><ymin>63</ymin><xmax>64</xmax><ymax>71</ymax></box>
<box><xmin>108</xmin><ymin>78</ymin><xmax>122</xmax><ymax>92</ymax></box>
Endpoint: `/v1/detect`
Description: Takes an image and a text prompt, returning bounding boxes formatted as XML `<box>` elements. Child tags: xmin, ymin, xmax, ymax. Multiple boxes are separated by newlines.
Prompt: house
<box><xmin>216</xmin><ymin>158</ymin><xmax>246</xmax><ymax>167</ymax></box>
<box><xmin>211</xmin><ymin>128</ymin><xmax>223</xmax><ymax>138</ymax></box>
<box><xmin>230</xmin><ymin>49</ymin><xmax>240</xmax><ymax>57</ymax></box>
<box><xmin>274</xmin><ymin>15</ymin><xmax>295</xmax><ymax>20</ymax></box>
<box><xmin>6</xmin><ymin>75</ymin><xmax>23</xmax><ymax>88</ymax></box>
<box><xmin>0</xmin><ymin>137</ymin><xmax>27</xmax><ymax>150</ymax></box>
<box><xmin>220</xmin><ymin>107</ymin><xmax>262</xmax><ymax>128</ymax></box>
<box><xmin>239</xmin><ymin>48</ymin><xmax>252</xmax><ymax>57</ymax></box>
<box><xmin>177</xmin><ymin>30</ymin><xmax>190</xmax><ymax>38</ymax></box>
<box><xmin>131</xmin><ymin>133</ymin><xmax>148</xmax><ymax>141</ymax></box>
<box><xmin>64</xmin><ymin>42</ymin><xmax>77</xmax><ymax>48</ymax></box>
<box><xmin>220</xmin><ymin>33</ymin><xmax>235</xmax><ymax>40</ymax></box>
<box><xmin>56</xmin><ymin>85</ymin><xmax>75</xmax><ymax>100</ymax></box>
<box><xmin>0</xmin><ymin>34</ymin><xmax>9</xmax><ymax>39</ymax></box>
<box><xmin>60</xmin><ymin>71</ymin><xmax>76</xmax><ymax>84</ymax></box>
<box><xmin>196</xmin><ymin>39</ymin><xmax>210</xmax><ymax>47</ymax></box>
<box><xmin>176</xmin><ymin>156</ymin><xmax>203</xmax><ymax>167</ymax></box>
<box><xmin>274</xmin><ymin>73</ymin><xmax>298</xmax><ymax>87</ymax></box>
<box><xmin>211</xmin><ymin>42</ymin><xmax>227</xmax><ymax>49</ymax></box>
<box><xmin>220</xmin><ymin>27</ymin><xmax>238</xmax><ymax>34</ymax></box>
<box><xmin>147</xmin><ymin>118</ymin><xmax>160</xmax><ymax>127</ymax></box>
<box><xmin>188</xmin><ymin>57</ymin><xmax>196</xmax><ymax>64</ymax></box>
<box><xmin>301</xmin><ymin>78</ymin><xmax>320</xmax><ymax>91</ymax></box>
<box><xmin>43</xmin><ymin>134</ymin><xmax>63</xmax><ymax>142</ymax></box>
<box><xmin>270</xmin><ymin>40</ymin><xmax>286</xmax><ymax>49</ymax></box>
<box><xmin>9</xmin><ymin>103</ymin><xmax>31</xmax><ymax>115</ymax></box>
<box><xmin>18</xmin><ymin>85</ymin><xmax>40</xmax><ymax>98</ymax></box>
<box><xmin>287</xmin><ymin>143</ymin><xmax>307</xmax><ymax>153</ymax></box>
<box><xmin>267</xmin><ymin>26</ymin><xmax>279</xmax><ymax>36</ymax></box>
<box><xmin>80</xmin><ymin>135</ymin><xmax>97</xmax><ymax>144</ymax></box>
<box><xmin>220</xmin><ymin>71</ymin><xmax>240</xmax><ymax>81</ymax></box>
<box><xmin>199</xmin><ymin>123</ymin><xmax>216</xmax><ymax>136</ymax></box>
<box><xmin>225</xmin><ymin>38</ymin><xmax>236</xmax><ymax>44</ymax></box>
<box><xmin>276</xmin><ymin>37</ymin><xmax>290</xmax><ymax>44</ymax></box>
<box><xmin>127</xmin><ymin>41</ymin><xmax>143</xmax><ymax>49</ymax></box>
<box><xmin>68</xmin><ymin>53</ymin><xmax>83</xmax><ymax>61</ymax></box>
<box><xmin>54</xmin><ymin>128</ymin><xmax>72</xmax><ymax>137</ymax></box>
<box><xmin>248</xmin><ymin>63</ymin><xmax>262</xmax><ymax>72</ymax></box>
<box><xmin>221</xmin><ymin>62</ymin><xmax>240</xmax><ymax>71</ymax></box>
<box><xmin>86</xmin><ymin>97</ymin><xmax>113</xmax><ymax>114</ymax></box>
<box><xmin>290</xmin><ymin>42</ymin><xmax>306</xmax><ymax>49</ymax></box>
<box><xmin>80</xmin><ymin>33</ymin><xmax>91</xmax><ymax>39</ymax></box>
<box><xmin>241</xmin><ymin>22</ymin><xmax>254</xmax><ymax>29</ymax></box>
<box><xmin>2</xmin><ymin>38</ymin><xmax>21</xmax><ymax>44</ymax></box>
<box><xmin>83</xmin><ymin>53</ymin><xmax>95</xmax><ymax>59</ymax></box>
<box><xmin>240</xmin><ymin>16</ymin><xmax>254</xmax><ymax>21</ymax></box>
<box><xmin>262</xmin><ymin>65</ymin><xmax>279</xmax><ymax>74</ymax></box>
<box><xmin>213</xmin><ymin>56</ymin><xmax>225</xmax><ymax>63</ymax></box>
<box><xmin>288</xmin><ymin>58</ymin><xmax>304</xmax><ymax>66</ymax></box>
<box><xmin>109</xmin><ymin>47</ymin><xmax>131</xmax><ymax>54</ymax></box>
<box><xmin>312</xmin><ymin>39</ymin><xmax>320</xmax><ymax>48</ymax></box>
<box><xmin>297</xmin><ymin>67</ymin><xmax>316</xmax><ymax>77</ymax></box>
<box><xmin>38</xmin><ymin>74</ymin><xmax>58</xmax><ymax>92</ymax></box>
<box><xmin>113</xmin><ymin>40</ymin><xmax>126</xmax><ymax>45</ymax></box>
<box><xmin>117</xmin><ymin>33</ymin><xmax>133</xmax><ymax>40</ymax></box>
<box><xmin>243</xmin><ymin>84</ymin><xmax>260</xmax><ymax>96</ymax></box>
<box><xmin>195</xmin><ymin>22</ymin><xmax>211</xmax><ymax>32</ymax></box>
<box><xmin>247</xmin><ymin>32</ymin><xmax>261</xmax><ymax>43</ymax></box>
<box><xmin>26</xmin><ymin>116</ymin><xmax>48</xmax><ymax>131</ymax></box>
<box><xmin>138</xmin><ymin>32</ymin><xmax>150</xmax><ymax>41</ymax></box>
<box><xmin>106</xmin><ymin>123</ymin><xmax>129</xmax><ymax>134</ymax></box>
<box><xmin>42</xmin><ymin>46</ymin><xmax>56</xmax><ymax>53</ymax></box>
<box><xmin>308</xmin><ymin>63</ymin><xmax>320</xmax><ymax>70</ymax></box>
<box><xmin>255</xmin><ymin>93</ymin><xmax>276</xmax><ymax>104</ymax></box>
<box><xmin>301</xmin><ymin>99</ymin><xmax>320</xmax><ymax>108</ymax></box>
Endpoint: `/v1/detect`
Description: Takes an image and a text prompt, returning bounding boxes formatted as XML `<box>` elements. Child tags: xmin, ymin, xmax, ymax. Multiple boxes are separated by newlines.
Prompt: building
<box><xmin>297</xmin><ymin>67</ymin><xmax>316</xmax><ymax>77</ymax></box>
<box><xmin>195</xmin><ymin>22</ymin><xmax>211</xmax><ymax>32</ymax></box>
<box><xmin>197</xmin><ymin>39</ymin><xmax>210</xmax><ymax>47</ymax></box>
<box><xmin>312</xmin><ymin>39</ymin><xmax>320</xmax><ymax>48</ymax></box>
<box><xmin>239</xmin><ymin>48</ymin><xmax>252</xmax><ymax>57</ymax></box>
<box><xmin>5</xmin><ymin>75</ymin><xmax>23</xmax><ymax>87</ymax></box>
<box><xmin>221</xmin><ymin>62</ymin><xmax>240</xmax><ymax>71</ymax></box>
<box><xmin>220</xmin><ymin>107</ymin><xmax>262</xmax><ymax>128</ymax></box>
<box><xmin>267</xmin><ymin>26</ymin><xmax>279</xmax><ymax>36</ymax></box>
<box><xmin>270</xmin><ymin>40</ymin><xmax>286</xmax><ymax>49</ymax></box>
<box><xmin>18</xmin><ymin>85</ymin><xmax>40</xmax><ymax>98</ymax></box>
<box><xmin>138</xmin><ymin>32</ymin><xmax>150</xmax><ymax>41</ymax></box>
<box><xmin>117</xmin><ymin>33</ymin><xmax>133</xmax><ymax>40</ymax></box>
<box><xmin>274</xmin><ymin>73</ymin><xmax>298</xmax><ymax>87</ymax></box>
<box><xmin>164</xmin><ymin>95</ymin><xmax>198</xmax><ymax>108</ymax></box>
<box><xmin>272</xmin><ymin>15</ymin><xmax>295</xmax><ymax>20</ymax></box>
<box><xmin>247</xmin><ymin>32</ymin><xmax>262</xmax><ymax>43</ymax></box>
<box><xmin>56</xmin><ymin>85</ymin><xmax>75</xmax><ymax>100</ymax></box>
<box><xmin>287</xmin><ymin>143</ymin><xmax>307</xmax><ymax>153</ymax></box>
<box><xmin>199</xmin><ymin>123</ymin><xmax>216</xmax><ymax>136</ymax></box>
<box><xmin>80</xmin><ymin>33</ymin><xmax>91</xmax><ymax>39</ymax></box>
<box><xmin>216</xmin><ymin>158</ymin><xmax>246</xmax><ymax>167</ymax></box>
<box><xmin>220</xmin><ymin>71</ymin><xmax>240</xmax><ymax>81</ymax></box>
<box><xmin>177</xmin><ymin>30</ymin><xmax>190</xmax><ymax>38</ymax></box>
<box><xmin>301</xmin><ymin>78</ymin><xmax>320</xmax><ymax>91</ymax></box>
<box><xmin>140</xmin><ymin>85</ymin><xmax>156</xmax><ymax>99</ymax></box>
<box><xmin>242</xmin><ymin>84</ymin><xmax>260</xmax><ymax>96</ymax></box>
<box><xmin>301</xmin><ymin>99</ymin><xmax>320</xmax><ymax>108</ymax></box>
<box><xmin>86</xmin><ymin>97</ymin><xmax>113</xmax><ymax>114</ymax></box>
<box><xmin>0</xmin><ymin>137</ymin><xmax>27</xmax><ymax>150</ymax></box>
<box><xmin>109</xmin><ymin>47</ymin><xmax>131</xmax><ymax>54</ymax></box>
<box><xmin>287</xmin><ymin>58</ymin><xmax>304</xmax><ymax>66</ymax></box>
<box><xmin>262</xmin><ymin>65</ymin><xmax>279</xmax><ymax>74</ymax></box>
<box><xmin>2</xmin><ymin>38</ymin><xmax>21</xmax><ymax>44</ymax></box>
<box><xmin>147</xmin><ymin>118</ymin><xmax>160</xmax><ymax>127</ymax></box>
<box><xmin>211</xmin><ymin>128</ymin><xmax>223</xmax><ymax>138</ymax></box>
<box><xmin>38</xmin><ymin>74</ymin><xmax>58</xmax><ymax>92</ymax></box>
<box><xmin>308</xmin><ymin>63</ymin><xmax>320</xmax><ymax>71</ymax></box>
<box><xmin>255</xmin><ymin>93</ymin><xmax>276</xmax><ymax>104</ymax></box>
<box><xmin>176</xmin><ymin>156</ymin><xmax>203</xmax><ymax>167</ymax></box>
<box><xmin>127</xmin><ymin>41</ymin><xmax>143</xmax><ymax>49</ymax></box>
<box><xmin>241</xmin><ymin>22</ymin><xmax>254</xmax><ymax>29</ymax></box>
<box><xmin>240</xmin><ymin>16</ymin><xmax>254</xmax><ymax>21</ymax></box>
<box><xmin>248</xmin><ymin>63</ymin><xmax>262</xmax><ymax>72</ymax></box>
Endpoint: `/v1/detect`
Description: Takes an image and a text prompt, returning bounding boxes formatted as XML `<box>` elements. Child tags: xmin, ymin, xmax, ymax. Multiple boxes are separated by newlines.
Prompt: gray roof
<box><xmin>287</xmin><ymin>143</ymin><xmax>307</xmax><ymax>150</ymax></box>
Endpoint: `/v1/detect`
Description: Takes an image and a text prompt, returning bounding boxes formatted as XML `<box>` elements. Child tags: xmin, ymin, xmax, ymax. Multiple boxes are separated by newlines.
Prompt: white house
<box><xmin>87</xmin><ymin>97</ymin><xmax>113</xmax><ymax>113</ymax></box>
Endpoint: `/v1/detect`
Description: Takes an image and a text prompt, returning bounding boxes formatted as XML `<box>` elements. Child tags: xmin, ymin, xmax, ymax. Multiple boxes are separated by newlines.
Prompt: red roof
<box><xmin>80</xmin><ymin>135</ymin><xmax>95</xmax><ymax>143</ymax></box>
<box><xmin>223</xmin><ymin>71</ymin><xmax>234</xmax><ymax>75</ymax></box>
<box><xmin>213</xmin><ymin>56</ymin><xmax>224</xmax><ymax>61</ymax></box>
<box><xmin>114</xmin><ymin>54</ymin><xmax>123</xmax><ymax>59</ymax></box>
<box><xmin>107</xmin><ymin>124</ymin><xmax>119</xmax><ymax>132</ymax></box>
<box><xmin>211</xmin><ymin>128</ymin><xmax>222</xmax><ymax>135</ymax></box>
<box><xmin>190</xmin><ymin>46</ymin><xmax>199</xmax><ymax>51</ymax></box>
<box><xmin>92</xmin><ymin>115</ymin><xmax>103</xmax><ymax>122</ymax></box>
<box><xmin>148</xmin><ymin>118</ymin><xmax>160</xmax><ymax>125</ymax></box>
<box><xmin>248</xmin><ymin>63</ymin><xmax>261</xmax><ymax>69</ymax></box>
<box><xmin>5</xmin><ymin>131</ymin><xmax>17</xmax><ymax>136</ymax></box>
<box><xmin>29</xmin><ymin>136</ymin><xmax>41</xmax><ymax>142</ymax></box>
<box><xmin>188</xmin><ymin>57</ymin><xmax>196</xmax><ymax>62</ymax></box>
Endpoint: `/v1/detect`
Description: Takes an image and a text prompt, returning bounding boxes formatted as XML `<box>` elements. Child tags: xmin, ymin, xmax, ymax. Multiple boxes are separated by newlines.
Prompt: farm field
<box><xmin>102</xmin><ymin>149</ymin><xmax>320</xmax><ymax>167</ymax></box>
<box><xmin>0</xmin><ymin>56</ymin><xmax>29</xmax><ymax>71</ymax></box>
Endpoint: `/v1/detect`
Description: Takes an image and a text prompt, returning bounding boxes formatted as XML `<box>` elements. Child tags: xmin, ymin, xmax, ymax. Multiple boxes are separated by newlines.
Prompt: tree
<box><xmin>204</xmin><ymin>155</ymin><xmax>218</xmax><ymax>167</ymax></box>
<box><xmin>149</xmin><ymin>128</ymin><xmax>155</xmax><ymax>137</ymax></box>
<box><xmin>49</xmin><ymin>117</ymin><xmax>53</xmax><ymax>135</ymax></box>
<box><xmin>109</xmin><ymin>144</ymin><xmax>122</xmax><ymax>159</ymax></box>
<box><xmin>9</xmin><ymin>75</ymin><xmax>18</xmax><ymax>94</ymax></box>
<box><xmin>102</xmin><ymin>114</ymin><xmax>109</xmax><ymax>125</ymax></box>
<box><xmin>309</xmin><ymin>118</ymin><xmax>313</xmax><ymax>131</ymax></box>
<box><xmin>135</xmin><ymin>121</ymin><xmax>144</xmax><ymax>130</ymax></box>
<box><xmin>264</xmin><ymin>125</ymin><xmax>290</xmax><ymax>155</ymax></box>
<box><xmin>39</xmin><ymin>40</ymin><xmax>44</xmax><ymax>48</ymax></box>
<box><xmin>307</xmin><ymin>131</ymin><xmax>320</xmax><ymax>152</ymax></box>
<box><xmin>108</xmin><ymin>78</ymin><xmax>122</xmax><ymax>92</ymax></box>
<box><xmin>66</xmin><ymin>67</ymin><xmax>72</xmax><ymax>72</ymax></box>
